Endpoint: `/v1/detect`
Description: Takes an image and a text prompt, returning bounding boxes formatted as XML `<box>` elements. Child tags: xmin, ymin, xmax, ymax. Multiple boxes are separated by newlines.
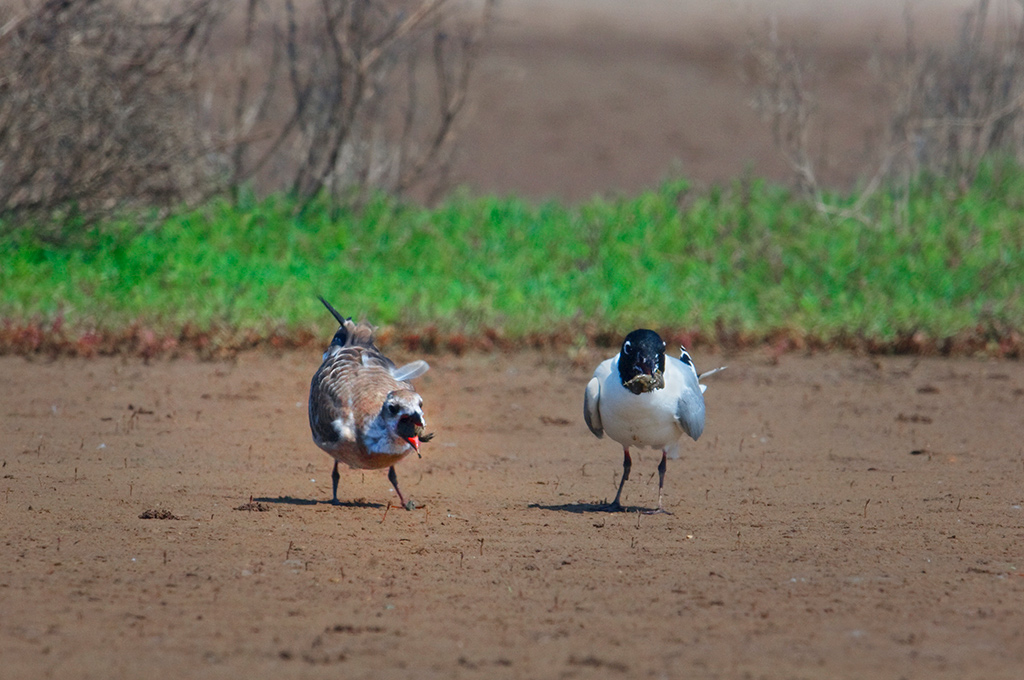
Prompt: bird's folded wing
<box><xmin>310</xmin><ymin>366</ymin><xmax>356</xmax><ymax>446</ymax></box>
<box><xmin>359</xmin><ymin>346</ymin><xmax>397</xmax><ymax>372</ymax></box>
<box><xmin>667</xmin><ymin>356</ymin><xmax>706</xmax><ymax>441</ymax></box>
<box><xmin>583</xmin><ymin>376</ymin><xmax>604</xmax><ymax>438</ymax></box>
<box><xmin>675</xmin><ymin>388</ymin><xmax>705</xmax><ymax>441</ymax></box>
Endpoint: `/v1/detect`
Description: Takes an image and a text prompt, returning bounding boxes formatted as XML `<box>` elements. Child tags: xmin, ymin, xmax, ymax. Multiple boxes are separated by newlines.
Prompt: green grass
<box><xmin>3</xmin><ymin>162</ymin><xmax>1024</xmax><ymax>351</ymax></box>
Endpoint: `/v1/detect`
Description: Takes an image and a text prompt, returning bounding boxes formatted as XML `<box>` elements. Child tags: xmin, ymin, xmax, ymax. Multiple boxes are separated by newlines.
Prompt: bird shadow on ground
<box><xmin>255</xmin><ymin>495</ymin><xmax>384</xmax><ymax>509</ymax></box>
<box><xmin>528</xmin><ymin>501</ymin><xmax>651</xmax><ymax>515</ymax></box>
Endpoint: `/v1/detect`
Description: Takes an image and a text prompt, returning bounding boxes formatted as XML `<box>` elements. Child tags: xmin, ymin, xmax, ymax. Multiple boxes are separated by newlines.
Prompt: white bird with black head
<box><xmin>308</xmin><ymin>297</ymin><xmax>433</xmax><ymax>510</ymax></box>
<box><xmin>583</xmin><ymin>329</ymin><xmax>724</xmax><ymax>514</ymax></box>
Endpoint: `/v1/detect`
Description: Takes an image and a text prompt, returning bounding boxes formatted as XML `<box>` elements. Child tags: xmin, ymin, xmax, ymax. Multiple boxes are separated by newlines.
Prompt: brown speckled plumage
<box><xmin>308</xmin><ymin>297</ymin><xmax>431</xmax><ymax>509</ymax></box>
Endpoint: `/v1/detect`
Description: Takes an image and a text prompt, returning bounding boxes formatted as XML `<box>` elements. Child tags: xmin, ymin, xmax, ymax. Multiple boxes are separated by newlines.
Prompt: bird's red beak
<box><xmin>397</xmin><ymin>414</ymin><xmax>424</xmax><ymax>454</ymax></box>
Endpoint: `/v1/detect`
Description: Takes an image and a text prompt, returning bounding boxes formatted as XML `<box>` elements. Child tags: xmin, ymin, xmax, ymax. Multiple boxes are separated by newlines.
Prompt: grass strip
<box><xmin>2</xmin><ymin>163</ymin><xmax>1023</xmax><ymax>355</ymax></box>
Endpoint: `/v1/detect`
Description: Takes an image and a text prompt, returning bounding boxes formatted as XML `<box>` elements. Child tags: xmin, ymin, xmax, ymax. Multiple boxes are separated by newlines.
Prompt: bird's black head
<box><xmin>617</xmin><ymin>328</ymin><xmax>667</xmax><ymax>394</ymax></box>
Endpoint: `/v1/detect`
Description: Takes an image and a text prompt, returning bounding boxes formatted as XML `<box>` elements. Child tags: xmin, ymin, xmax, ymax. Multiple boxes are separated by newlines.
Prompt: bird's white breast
<box><xmin>598</xmin><ymin>358</ymin><xmax>685</xmax><ymax>451</ymax></box>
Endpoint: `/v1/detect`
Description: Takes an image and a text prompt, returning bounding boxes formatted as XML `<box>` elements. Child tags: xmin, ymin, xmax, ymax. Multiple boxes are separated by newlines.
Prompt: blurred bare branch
<box><xmin>213</xmin><ymin>0</ymin><xmax>494</xmax><ymax>205</ymax></box>
<box><xmin>887</xmin><ymin>0</ymin><xmax>1024</xmax><ymax>187</ymax></box>
<box><xmin>0</xmin><ymin>0</ymin><xmax>493</xmax><ymax>225</ymax></box>
<box><xmin>0</xmin><ymin>0</ymin><xmax>220</xmax><ymax>222</ymax></box>
<box><xmin>746</xmin><ymin>0</ymin><xmax>1024</xmax><ymax>216</ymax></box>
<box><xmin>744</xmin><ymin>15</ymin><xmax>819</xmax><ymax>196</ymax></box>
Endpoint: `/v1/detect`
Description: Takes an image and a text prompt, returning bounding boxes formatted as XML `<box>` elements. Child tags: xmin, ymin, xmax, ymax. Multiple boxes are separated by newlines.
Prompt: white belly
<box><xmin>599</xmin><ymin>378</ymin><xmax>683</xmax><ymax>451</ymax></box>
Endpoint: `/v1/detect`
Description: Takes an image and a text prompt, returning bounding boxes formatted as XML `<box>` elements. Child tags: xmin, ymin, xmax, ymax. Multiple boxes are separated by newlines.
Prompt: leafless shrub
<box><xmin>205</xmin><ymin>0</ymin><xmax>493</xmax><ymax>204</ymax></box>
<box><xmin>745</xmin><ymin>0</ymin><xmax>1024</xmax><ymax>215</ymax></box>
<box><xmin>887</xmin><ymin>0</ymin><xmax>1024</xmax><ymax>187</ymax></box>
<box><xmin>0</xmin><ymin>0</ymin><xmax>492</xmax><ymax>223</ymax></box>
<box><xmin>0</xmin><ymin>0</ymin><xmax>218</xmax><ymax>221</ymax></box>
<box><xmin>743</xmin><ymin>17</ymin><xmax>882</xmax><ymax>221</ymax></box>
<box><xmin>744</xmin><ymin>15</ymin><xmax>820</xmax><ymax>196</ymax></box>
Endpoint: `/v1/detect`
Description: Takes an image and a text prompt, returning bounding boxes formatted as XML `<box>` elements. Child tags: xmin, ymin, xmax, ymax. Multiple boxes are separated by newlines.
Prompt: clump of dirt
<box><xmin>622</xmin><ymin>371</ymin><xmax>665</xmax><ymax>394</ymax></box>
<box><xmin>138</xmin><ymin>508</ymin><xmax>180</xmax><ymax>520</ymax></box>
<box><xmin>234</xmin><ymin>501</ymin><xmax>271</xmax><ymax>512</ymax></box>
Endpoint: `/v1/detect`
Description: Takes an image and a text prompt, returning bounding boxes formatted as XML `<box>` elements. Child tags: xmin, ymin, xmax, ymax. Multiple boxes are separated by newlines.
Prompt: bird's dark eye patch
<box><xmin>387</xmin><ymin>403</ymin><xmax>400</xmax><ymax>416</ymax></box>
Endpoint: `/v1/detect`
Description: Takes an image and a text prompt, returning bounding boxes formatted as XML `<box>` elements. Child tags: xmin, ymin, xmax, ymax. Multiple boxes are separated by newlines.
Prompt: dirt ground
<box><xmin>2</xmin><ymin>347</ymin><xmax>1023</xmax><ymax>679</ymax></box>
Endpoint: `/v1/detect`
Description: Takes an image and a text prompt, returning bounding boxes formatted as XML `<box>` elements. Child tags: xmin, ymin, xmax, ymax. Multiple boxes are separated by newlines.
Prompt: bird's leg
<box><xmin>388</xmin><ymin>465</ymin><xmax>415</xmax><ymax>511</ymax></box>
<box><xmin>604</xmin><ymin>449</ymin><xmax>632</xmax><ymax>511</ymax></box>
<box><xmin>331</xmin><ymin>460</ymin><xmax>341</xmax><ymax>504</ymax></box>
<box><xmin>643</xmin><ymin>450</ymin><xmax>673</xmax><ymax>515</ymax></box>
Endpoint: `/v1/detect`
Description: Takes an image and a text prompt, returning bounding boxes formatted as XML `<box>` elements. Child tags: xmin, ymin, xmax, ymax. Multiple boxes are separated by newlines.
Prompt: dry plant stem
<box><xmin>747</xmin><ymin>0</ymin><xmax>1024</xmax><ymax>222</ymax></box>
<box><xmin>0</xmin><ymin>0</ymin><xmax>492</xmax><ymax>220</ymax></box>
<box><xmin>0</xmin><ymin>0</ymin><xmax>214</xmax><ymax>220</ymax></box>
<box><xmin>747</xmin><ymin>14</ymin><xmax>818</xmax><ymax>196</ymax></box>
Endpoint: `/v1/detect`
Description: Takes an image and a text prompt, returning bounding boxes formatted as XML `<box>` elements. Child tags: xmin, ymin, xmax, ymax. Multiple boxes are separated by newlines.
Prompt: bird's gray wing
<box><xmin>309</xmin><ymin>352</ymin><xmax>358</xmax><ymax>448</ymax></box>
<box><xmin>583</xmin><ymin>375</ymin><xmax>604</xmax><ymax>438</ymax></box>
<box><xmin>668</xmin><ymin>356</ymin><xmax>706</xmax><ymax>441</ymax></box>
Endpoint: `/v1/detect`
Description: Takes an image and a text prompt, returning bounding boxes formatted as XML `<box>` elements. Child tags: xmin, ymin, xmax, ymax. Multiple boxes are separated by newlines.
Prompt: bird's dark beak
<box><xmin>623</xmin><ymin>353</ymin><xmax>666</xmax><ymax>394</ymax></box>
<box><xmin>637</xmin><ymin>355</ymin><xmax>657</xmax><ymax>377</ymax></box>
<box><xmin>398</xmin><ymin>414</ymin><xmax>425</xmax><ymax>453</ymax></box>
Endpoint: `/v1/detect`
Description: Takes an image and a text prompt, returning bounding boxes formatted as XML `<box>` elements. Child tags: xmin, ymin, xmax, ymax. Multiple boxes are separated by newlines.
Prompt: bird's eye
<box><xmin>623</xmin><ymin>340</ymin><xmax>632</xmax><ymax>354</ymax></box>
<box><xmin>387</xmin><ymin>403</ymin><xmax>400</xmax><ymax>416</ymax></box>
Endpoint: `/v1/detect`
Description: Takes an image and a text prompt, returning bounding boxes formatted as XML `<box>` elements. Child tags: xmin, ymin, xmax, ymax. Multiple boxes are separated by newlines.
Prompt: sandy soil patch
<box><xmin>2</xmin><ymin>348</ymin><xmax>1022</xmax><ymax>678</ymax></box>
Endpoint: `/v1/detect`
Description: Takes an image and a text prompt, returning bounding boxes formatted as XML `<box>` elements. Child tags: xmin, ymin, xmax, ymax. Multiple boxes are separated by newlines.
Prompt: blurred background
<box><xmin>0</xmin><ymin>0</ymin><xmax>997</xmax><ymax>212</ymax></box>
<box><xmin>455</xmin><ymin>0</ymin><xmax>975</xmax><ymax>200</ymax></box>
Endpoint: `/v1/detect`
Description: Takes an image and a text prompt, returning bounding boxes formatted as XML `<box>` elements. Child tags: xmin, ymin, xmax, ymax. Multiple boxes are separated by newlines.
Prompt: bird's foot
<box><xmin>329</xmin><ymin>497</ymin><xmax>342</xmax><ymax>506</ymax></box>
<box><xmin>642</xmin><ymin>506</ymin><xmax>672</xmax><ymax>516</ymax></box>
<box><xmin>600</xmin><ymin>500</ymin><xmax>625</xmax><ymax>512</ymax></box>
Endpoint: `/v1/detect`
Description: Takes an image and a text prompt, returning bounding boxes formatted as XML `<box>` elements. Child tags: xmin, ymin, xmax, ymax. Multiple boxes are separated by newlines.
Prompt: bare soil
<box><xmin>2</xmin><ymin>348</ymin><xmax>1023</xmax><ymax>679</ymax></box>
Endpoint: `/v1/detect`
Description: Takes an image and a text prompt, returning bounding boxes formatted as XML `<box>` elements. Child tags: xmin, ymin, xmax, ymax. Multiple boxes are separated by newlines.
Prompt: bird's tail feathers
<box><xmin>341</xmin><ymin>319</ymin><xmax>377</xmax><ymax>347</ymax></box>
<box><xmin>319</xmin><ymin>296</ymin><xmax>377</xmax><ymax>348</ymax></box>
<box><xmin>698</xmin><ymin>365</ymin><xmax>727</xmax><ymax>381</ymax></box>
<box><xmin>318</xmin><ymin>296</ymin><xmax>347</xmax><ymax>325</ymax></box>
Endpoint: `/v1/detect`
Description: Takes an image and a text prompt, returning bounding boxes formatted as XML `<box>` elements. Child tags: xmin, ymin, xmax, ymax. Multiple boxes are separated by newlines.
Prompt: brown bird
<box><xmin>308</xmin><ymin>297</ymin><xmax>433</xmax><ymax>509</ymax></box>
